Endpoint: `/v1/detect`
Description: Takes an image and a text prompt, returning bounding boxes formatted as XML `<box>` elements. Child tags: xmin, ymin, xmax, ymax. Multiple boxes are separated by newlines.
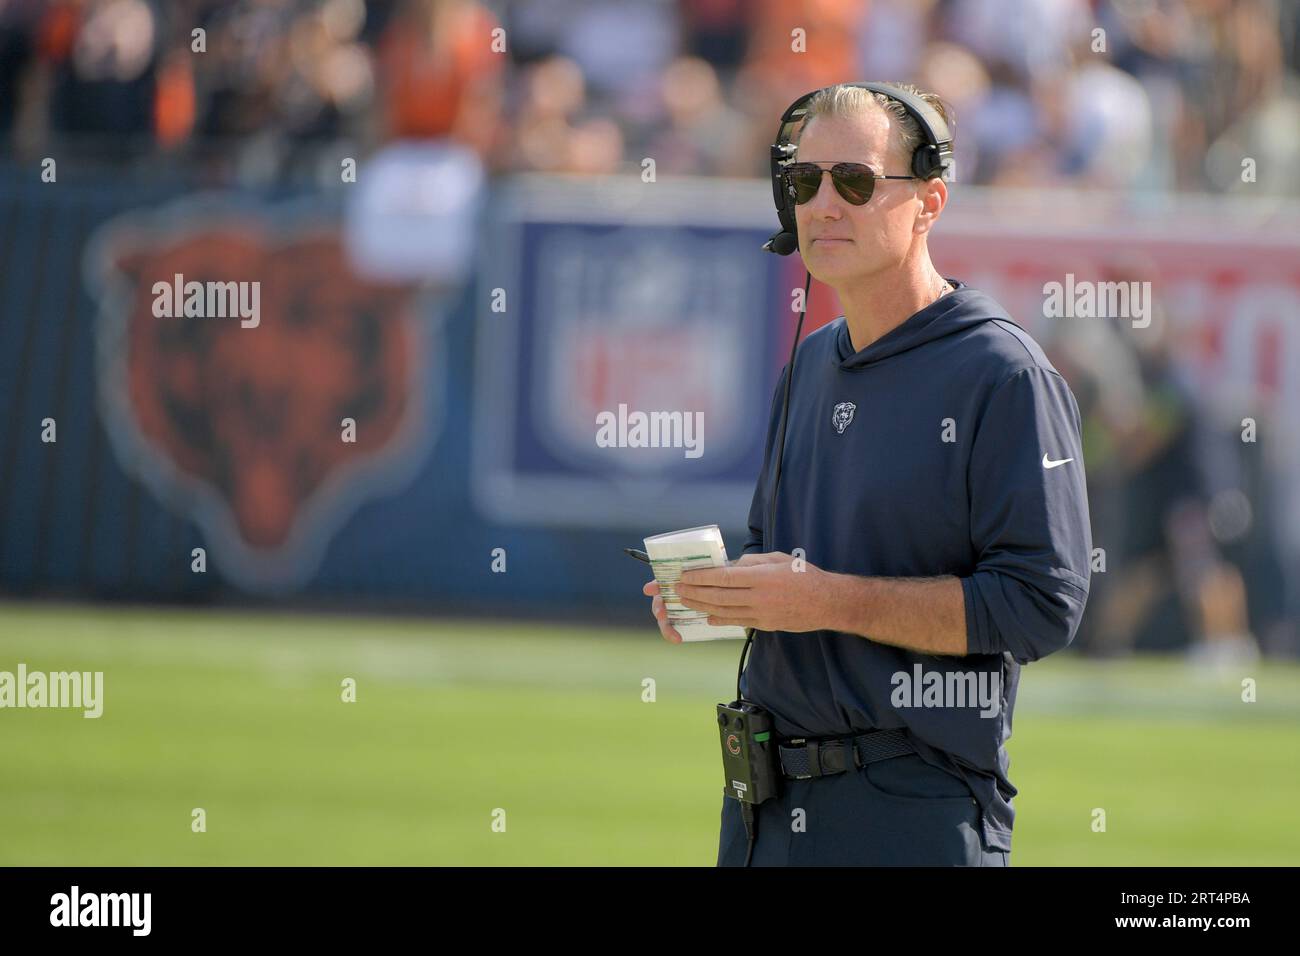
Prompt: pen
<box><xmin>623</xmin><ymin>548</ymin><xmax>651</xmax><ymax>564</ymax></box>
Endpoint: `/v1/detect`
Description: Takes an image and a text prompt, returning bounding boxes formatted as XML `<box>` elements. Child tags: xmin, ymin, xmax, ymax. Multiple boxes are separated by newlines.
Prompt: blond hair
<box><xmin>798</xmin><ymin>83</ymin><xmax>954</xmax><ymax>171</ymax></box>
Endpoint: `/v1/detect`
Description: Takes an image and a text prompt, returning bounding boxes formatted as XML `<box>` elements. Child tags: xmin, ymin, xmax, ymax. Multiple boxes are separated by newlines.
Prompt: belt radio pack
<box><xmin>716</xmin><ymin>695</ymin><xmax>781</xmax><ymax>805</ymax></box>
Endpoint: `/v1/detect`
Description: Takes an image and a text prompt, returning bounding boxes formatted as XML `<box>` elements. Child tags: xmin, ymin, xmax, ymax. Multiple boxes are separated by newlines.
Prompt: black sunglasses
<box><xmin>783</xmin><ymin>161</ymin><xmax>915</xmax><ymax>206</ymax></box>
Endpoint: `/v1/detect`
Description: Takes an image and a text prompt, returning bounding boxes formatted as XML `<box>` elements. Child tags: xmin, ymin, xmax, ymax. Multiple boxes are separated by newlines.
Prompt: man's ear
<box><xmin>914</xmin><ymin>177</ymin><xmax>947</xmax><ymax>236</ymax></box>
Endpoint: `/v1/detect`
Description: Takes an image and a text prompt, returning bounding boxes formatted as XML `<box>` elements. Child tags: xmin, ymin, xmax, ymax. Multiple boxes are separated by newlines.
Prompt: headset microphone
<box><xmin>762</xmin><ymin>230</ymin><xmax>799</xmax><ymax>256</ymax></box>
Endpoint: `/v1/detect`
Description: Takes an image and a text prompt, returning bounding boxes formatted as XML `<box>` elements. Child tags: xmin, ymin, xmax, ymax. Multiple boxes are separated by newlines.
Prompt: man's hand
<box><xmin>645</xmin><ymin>552</ymin><xmax>970</xmax><ymax>653</ymax></box>
<box><xmin>642</xmin><ymin>553</ymin><xmax>797</xmax><ymax>643</ymax></box>
<box><xmin>668</xmin><ymin>551</ymin><xmax>833</xmax><ymax>634</ymax></box>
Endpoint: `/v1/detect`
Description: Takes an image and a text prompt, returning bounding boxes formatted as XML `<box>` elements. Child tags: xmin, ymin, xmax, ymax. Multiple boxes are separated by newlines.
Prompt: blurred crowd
<box><xmin>2</xmin><ymin>0</ymin><xmax>1299</xmax><ymax>191</ymax></box>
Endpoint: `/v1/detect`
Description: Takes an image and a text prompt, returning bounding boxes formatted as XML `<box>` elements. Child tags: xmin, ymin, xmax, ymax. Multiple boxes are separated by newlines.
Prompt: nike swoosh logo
<box><xmin>1042</xmin><ymin>454</ymin><xmax>1074</xmax><ymax>469</ymax></box>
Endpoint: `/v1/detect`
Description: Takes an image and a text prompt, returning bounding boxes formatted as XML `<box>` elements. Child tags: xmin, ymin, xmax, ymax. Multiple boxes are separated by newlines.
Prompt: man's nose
<box><xmin>807</xmin><ymin>170</ymin><xmax>842</xmax><ymax>215</ymax></box>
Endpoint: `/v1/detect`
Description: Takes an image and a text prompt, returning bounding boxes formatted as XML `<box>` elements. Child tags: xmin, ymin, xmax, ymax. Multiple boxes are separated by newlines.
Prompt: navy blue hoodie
<box><xmin>740</xmin><ymin>279</ymin><xmax>1092</xmax><ymax>852</ymax></box>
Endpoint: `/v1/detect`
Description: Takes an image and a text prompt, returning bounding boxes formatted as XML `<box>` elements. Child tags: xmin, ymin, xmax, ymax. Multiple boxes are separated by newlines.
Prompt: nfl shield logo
<box><xmin>534</xmin><ymin>230</ymin><xmax>754</xmax><ymax>474</ymax></box>
<box><xmin>831</xmin><ymin>401</ymin><xmax>857</xmax><ymax>434</ymax></box>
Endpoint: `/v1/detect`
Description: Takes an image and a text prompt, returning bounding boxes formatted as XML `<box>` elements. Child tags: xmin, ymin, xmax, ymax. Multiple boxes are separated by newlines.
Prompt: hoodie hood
<box><xmin>835</xmin><ymin>279</ymin><xmax>1016</xmax><ymax>369</ymax></box>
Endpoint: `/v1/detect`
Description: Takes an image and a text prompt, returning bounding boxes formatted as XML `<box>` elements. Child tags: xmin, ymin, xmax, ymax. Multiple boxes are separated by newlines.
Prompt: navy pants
<box><xmin>717</xmin><ymin>752</ymin><xmax>1010</xmax><ymax>866</ymax></box>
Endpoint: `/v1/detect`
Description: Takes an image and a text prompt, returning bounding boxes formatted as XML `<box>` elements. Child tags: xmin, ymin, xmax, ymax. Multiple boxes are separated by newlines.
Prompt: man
<box><xmin>642</xmin><ymin>83</ymin><xmax>1092</xmax><ymax>865</ymax></box>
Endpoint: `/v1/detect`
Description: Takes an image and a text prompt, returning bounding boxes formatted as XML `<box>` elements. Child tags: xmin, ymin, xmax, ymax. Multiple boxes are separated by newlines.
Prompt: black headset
<box><xmin>762</xmin><ymin>81</ymin><xmax>955</xmax><ymax>256</ymax></box>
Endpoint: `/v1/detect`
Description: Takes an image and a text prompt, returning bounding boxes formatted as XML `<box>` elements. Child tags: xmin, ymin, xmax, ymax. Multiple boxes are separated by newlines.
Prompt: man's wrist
<box><xmin>818</xmin><ymin>569</ymin><xmax>867</xmax><ymax>636</ymax></box>
<box><xmin>814</xmin><ymin>570</ymin><xmax>968</xmax><ymax>655</ymax></box>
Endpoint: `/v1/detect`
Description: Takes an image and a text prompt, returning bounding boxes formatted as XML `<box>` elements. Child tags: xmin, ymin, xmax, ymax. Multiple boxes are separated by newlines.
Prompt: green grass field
<box><xmin>1</xmin><ymin>601</ymin><xmax>1297</xmax><ymax>866</ymax></box>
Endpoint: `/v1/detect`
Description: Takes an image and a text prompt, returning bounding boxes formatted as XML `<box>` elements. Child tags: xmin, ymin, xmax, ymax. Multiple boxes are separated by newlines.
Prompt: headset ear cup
<box><xmin>779</xmin><ymin>177</ymin><xmax>797</xmax><ymax>236</ymax></box>
<box><xmin>913</xmin><ymin>144</ymin><xmax>936</xmax><ymax>180</ymax></box>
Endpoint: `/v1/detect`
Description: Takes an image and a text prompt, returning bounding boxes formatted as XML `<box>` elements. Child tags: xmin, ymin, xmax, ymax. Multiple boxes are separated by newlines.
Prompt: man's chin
<box><xmin>805</xmin><ymin>260</ymin><xmax>863</xmax><ymax>283</ymax></box>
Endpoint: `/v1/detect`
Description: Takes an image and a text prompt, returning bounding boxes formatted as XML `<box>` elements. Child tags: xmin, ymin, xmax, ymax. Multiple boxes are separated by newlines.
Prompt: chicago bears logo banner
<box><xmin>84</xmin><ymin>198</ymin><xmax>441</xmax><ymax>592</ymax></box>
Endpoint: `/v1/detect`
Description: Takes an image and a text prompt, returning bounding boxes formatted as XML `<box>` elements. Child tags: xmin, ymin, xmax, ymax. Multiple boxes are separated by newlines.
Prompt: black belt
<box><xmin>777</xmin><ymin>728</ymin><xmax>914</xmax><ymax>780</ymax></box>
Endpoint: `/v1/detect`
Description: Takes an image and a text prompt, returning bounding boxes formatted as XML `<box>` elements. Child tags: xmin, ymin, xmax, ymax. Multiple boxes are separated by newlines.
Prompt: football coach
<box><xmin>643</xmin><ymin>82</ymin><xmax>1092</xmax><ymax>866</ymax></box>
